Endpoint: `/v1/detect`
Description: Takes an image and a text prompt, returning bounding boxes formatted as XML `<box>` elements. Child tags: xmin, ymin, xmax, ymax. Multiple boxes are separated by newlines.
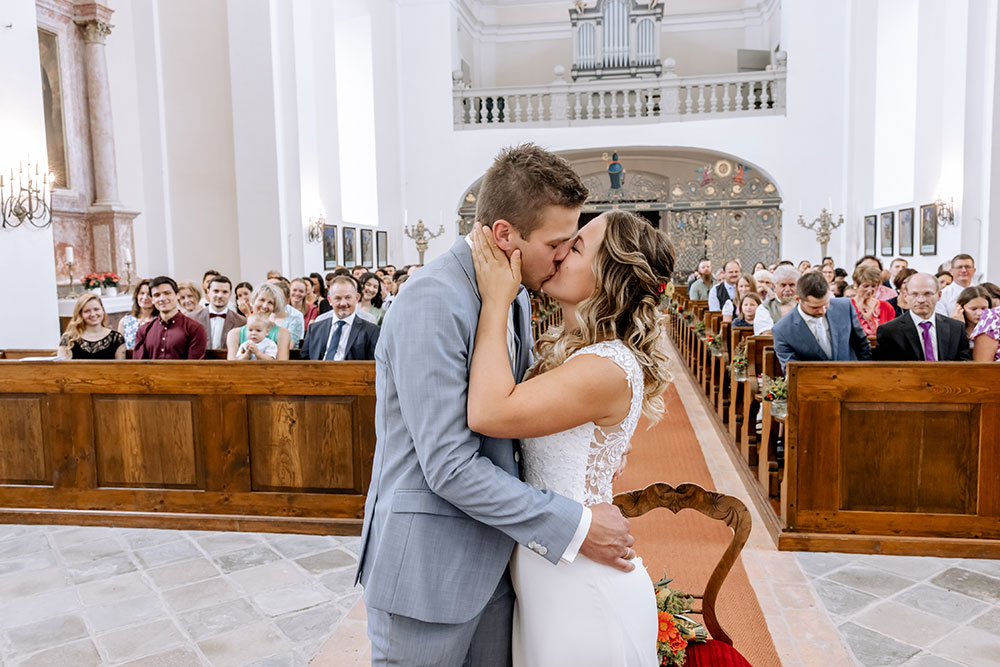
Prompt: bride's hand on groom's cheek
<box><xmin>471</xmin><ymin>222</ymin><xmax>522</xmax><ymax>306</ymax></box>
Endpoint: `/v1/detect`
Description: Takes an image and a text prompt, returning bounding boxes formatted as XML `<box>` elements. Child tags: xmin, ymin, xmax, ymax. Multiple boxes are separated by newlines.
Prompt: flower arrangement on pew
<box><xmin>705</xmin><ymin>332</ymin><xmax>723</xmax><ymax>356</ymax></box>
<box><xmin>655</xmin><ymin>574</ymin><xmax>708</xmax><ymax>666</ymax></box>
<box><xmin>730</xmin><ymin>340</ymin><xmax>748</xmax><ymax>380</ymax></box>
<box><xmin>693</xmin><ymin>321</ymin><xmax>706</xmax><ymax>338</ymax></box>
<box><xmin>761</xmin><ymin>375</ymin><xmax>789</xmax><ymax>418</ymax></box>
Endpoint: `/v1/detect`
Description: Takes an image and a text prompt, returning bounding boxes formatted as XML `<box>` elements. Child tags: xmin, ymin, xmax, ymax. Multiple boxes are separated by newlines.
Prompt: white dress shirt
<box><xmin>797</xmin><ymin>305</ymin><xmax>833</xmax><ymax>358</ymax></box>
<box><xmin>754</xmin><ymin>302</ymin><xmax>774</xmax><ymax>335</ymax></box>
<box><xmin>462</xmin><ymin>235</ymin><xmax>591</xmax><ymax>562</ymax></box>
<box><xmin>909</xmin><ymin>310</ymin><xmax>939</xmax><ymax>361</ymax></box>
<box><xmin>707</xmin><ymin>281</ymin><xmax>736</xmax><ymax>312</ymax></box>
<box><xmin>206</xmin><ymin>305</ymin><xmax>228</xmax><ymax>349</ymax></box>
<box><xmin>936</xmin><ymin>281</ymin><xmax>970</xmax><ymax>317</ymax></box>
<box><xmin>326</xmin><ymin>311</ymin><xmax>356</xmax><ymax>361</ymax></box>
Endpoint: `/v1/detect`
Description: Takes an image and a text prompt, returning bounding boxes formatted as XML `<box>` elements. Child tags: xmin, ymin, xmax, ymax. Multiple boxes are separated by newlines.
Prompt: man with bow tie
<box><xmin>190</xmin><ymin>276</ymin><xmax>246</xmax><ymax>350</ymax></box>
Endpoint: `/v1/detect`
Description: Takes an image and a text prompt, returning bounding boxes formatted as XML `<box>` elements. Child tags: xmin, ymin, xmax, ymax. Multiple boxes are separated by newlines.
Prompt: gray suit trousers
<box><xmin>368</xmin><ymin>574</ymin><xmax>513</xmax><ymax>667</ymax></box>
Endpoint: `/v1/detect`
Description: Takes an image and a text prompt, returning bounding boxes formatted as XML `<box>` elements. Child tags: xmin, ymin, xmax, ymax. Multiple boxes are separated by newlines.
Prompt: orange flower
<box><xmin>657</xmin><ymin>612</ymin><xmax>676</xmax><ymax>643</ymax></box>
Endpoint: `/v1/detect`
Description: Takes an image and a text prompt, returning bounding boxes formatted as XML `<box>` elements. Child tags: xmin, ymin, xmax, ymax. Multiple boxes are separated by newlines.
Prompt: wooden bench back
<box><xmin>614</xmin><ymin>483</ymin><xmax>751</xmax><ymax>645</ymax></box>
<box><xmin>730</xmin><ymin>326</ymin><xmax>753</xmax><ymax>354</ymax></box>
<box><xmin>745</xmin><ymin>335</ymin><xmax>773</xmax><ymax>394</ymax></box>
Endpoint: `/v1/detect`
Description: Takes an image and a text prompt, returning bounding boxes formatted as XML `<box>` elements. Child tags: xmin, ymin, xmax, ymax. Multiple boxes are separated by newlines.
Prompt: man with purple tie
<box><xmin>874</xmin><ymin>273</ymin><xmax>971</xmax><ymax>362</ymax></box>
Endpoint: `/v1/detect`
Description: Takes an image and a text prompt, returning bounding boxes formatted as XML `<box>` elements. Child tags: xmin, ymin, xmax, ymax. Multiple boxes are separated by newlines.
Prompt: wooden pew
<box><xmin>781</xmin><ymin>362</ymin><xmax>1000</xmax><ymax>558</ymax></box>
<box><xmin>0</xmin><ymin>361</ymin><xmax>375</xmax><ymax>535</ymax></box>
<box><xmin>726</xmin><ymin>327</ymin><xmax>755</xmax><ymax>443</ymax></box>
<box><xmin>757</xmin><ymin>346</ymin><xmax>784</xmax><ymax>499</ymax></box>
<box><xmin>710</xmin><ymin>321</ymin><xmax>731</xmax><ymax>419</ymax></box>
<box><xmin>740</xmin><ymin>336</ymin><xmax>773</xmax><ymax>467</ymax></box>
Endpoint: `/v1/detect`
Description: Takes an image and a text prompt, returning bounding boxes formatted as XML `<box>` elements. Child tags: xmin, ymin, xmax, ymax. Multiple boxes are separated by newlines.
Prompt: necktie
<box><xmin>209</xmin><ymin>313</ymin><xmax>226</xmax><ymax>319</ymax></box>
<box><xmin>919</xmin><ymin>321</ymin><xmax>935</xmax><ymax>361</ymax></box>
<box><xmin>324</xmin><ymin>320</ymin><xmax>346</xmax><ymax>361</ymax></box>
<box><xmin>810</xmin><ymin>317</ymin><xmax>832</xmax><ymax>358</ymax></box>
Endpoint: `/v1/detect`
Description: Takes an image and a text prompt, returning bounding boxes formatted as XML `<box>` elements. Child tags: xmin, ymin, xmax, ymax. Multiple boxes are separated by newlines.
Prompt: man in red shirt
<box><xmin>134</xmin><ymin>276</ymin><xmax>207</xmax><ymax>359</ymax></box>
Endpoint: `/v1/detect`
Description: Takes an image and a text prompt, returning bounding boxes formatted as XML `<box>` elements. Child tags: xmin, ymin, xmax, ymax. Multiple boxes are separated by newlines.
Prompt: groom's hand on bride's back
<box><xmin>580</xmin><ymin>503</ymin><xmax>636</xmax><ymax>572</ymax></box>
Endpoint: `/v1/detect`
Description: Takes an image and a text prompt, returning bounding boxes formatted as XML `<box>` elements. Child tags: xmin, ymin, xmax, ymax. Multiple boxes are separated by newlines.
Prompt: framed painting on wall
<box><xmin>920</xmin><ymin>204</ymin><xmax>938</xmax><ymax>255</ymax></box>
<box><xmin>898</xmin><ymin>208</ymin><xmax>914</xmax><ymax>256</ymax></box>
<box><xmin>864</xmin><ymin>215</ymin><xmax>877</xmax><ymax>256</ymax></box>
<box><xmin>360</xmin><ymin>229</ymin><xmax>374</xmax><ymax>268</ymax></box>
<box><xmin>376</xmin><ymin>231</ymin><xmax>388</xmax><ymax>267</ymax></box>
<box><xmin>323</xmin><ymin>225</ymin><xmax>338</xmax><ymax>269</ymax></box>
<box><xmin>343</xmin><ymin>227</ymin><xmax>356</xmax><ymax>267</ymax></box>
<box><xmin>880</xmin><ymin>211</ymin><xmax>894</xmax><ymax>257</ymax></box>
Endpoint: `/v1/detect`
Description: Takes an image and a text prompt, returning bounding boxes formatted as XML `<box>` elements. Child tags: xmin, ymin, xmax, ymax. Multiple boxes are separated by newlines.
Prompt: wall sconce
<box><xmin>306</xmin><ymin>213</ymin><xmax>325</xmax><ymax>243</ymax></box>
<box><xmin>1</xmin><ymin>158</ymin><xmax>52</xmax><ymax>230</ymax></box>
<box><xmin>935</xmin><ymin>196</ymin><xmax>955</xmax><ymax>227</ymax></box>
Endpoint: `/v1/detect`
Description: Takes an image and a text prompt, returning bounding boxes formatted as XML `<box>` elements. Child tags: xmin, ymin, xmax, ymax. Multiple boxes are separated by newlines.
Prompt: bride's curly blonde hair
<box><xmin>528</xmin><ymin>210</ymin><xmax>675</xmax><ymax>423</ymax></box>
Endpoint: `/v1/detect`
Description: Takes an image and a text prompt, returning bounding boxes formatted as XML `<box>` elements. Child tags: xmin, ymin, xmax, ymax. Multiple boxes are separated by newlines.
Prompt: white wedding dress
<box><xmin>511</xmin><ymin>340</ymin><xmax>658</xmax><ymax>667</ymax></box>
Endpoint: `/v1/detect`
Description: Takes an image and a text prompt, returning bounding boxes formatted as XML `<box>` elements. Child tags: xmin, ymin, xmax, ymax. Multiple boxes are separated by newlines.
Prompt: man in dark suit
<box><xmin>301</xmin><ymin>275</ymin><xmax>379</xmax><ymax>360</ymax></box>
<box><xmin>875</xmin><ymin>273</ymin><xmax>971</xmax><ymax>361</ymax></box>
<box><xmin>773</xmin><ymin>271</ymin><xmax>872</xmax><ymax>371</ymax></box>
<box><xmin>189</xmin><ymin>276</ymin><xmax>246</xmax><ymax>350</ymax></box>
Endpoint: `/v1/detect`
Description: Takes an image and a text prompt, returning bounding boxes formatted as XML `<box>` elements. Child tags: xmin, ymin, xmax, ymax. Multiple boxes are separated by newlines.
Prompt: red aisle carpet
<box><xmin>615</xmin><ymin>384</ymin><xmax>781</xmax><ymax>667</ymax></box>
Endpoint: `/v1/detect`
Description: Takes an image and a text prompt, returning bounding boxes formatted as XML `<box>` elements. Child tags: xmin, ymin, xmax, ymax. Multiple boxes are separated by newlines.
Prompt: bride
<box><xmin>467</xmin><ymin>210</ymin><xmax>675</xmax><ymax>666</ymax></box>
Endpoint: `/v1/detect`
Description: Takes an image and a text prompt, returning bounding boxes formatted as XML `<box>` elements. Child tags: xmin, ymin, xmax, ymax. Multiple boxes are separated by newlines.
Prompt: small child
<box><xmin>237</xmin><ymin>314</ymin><xmax>278</xmax><ymax>360</ymax></box>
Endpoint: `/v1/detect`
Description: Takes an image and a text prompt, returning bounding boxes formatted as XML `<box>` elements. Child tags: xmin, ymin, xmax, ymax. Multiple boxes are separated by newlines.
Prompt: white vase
<box><xmin>89</xmin><ymin>287</ymin><xmax>102</xmax><ymax>296</ymax></box>
<box><xmin>105</xmin><ymin>286</ymin><xmax>119</xmax><ymax>297</ymax></box>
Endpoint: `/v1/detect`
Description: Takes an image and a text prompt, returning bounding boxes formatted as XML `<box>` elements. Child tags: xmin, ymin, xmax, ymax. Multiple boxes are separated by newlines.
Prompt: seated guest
<box><xmin>301</xmin><ymin>276</ymin><xmax>380</xmax><ymax>361</ymax></box>
<box><xmin>851</xmin><ymin>264</ymin><xmax>896</xmax><ymax>335</ymax></box>
<box><xmin>382</xmin><ymin>271</ymin><xmax>398</xmax><ymax>310</ymax></box>
<box><xmin>753</xmin><ymin>265</ymin><xmax>800</xmax><ymax>335</ymax></box>
<box><xmin>198</xmin><ymin>269</ymin><xmax>220</xmax><ymax>309</ymax></box>
<box><xmin>982</xmin><ymin>282</ymin><xmax>1000</xmax><ymax>307</ymax></box>
<box><xmin>134</xmin><ymin>277</ymin><xmax>207</xmax><ymax>359</ymax></box>
<box><xmin>289</xmin><ymin>277</ymin><xmax>319</xmax><ymax>330</ymax></box>
<box><xmin>875</xmin><ymin>274</ymin><xmax>971</xmax><ymax>361</ymax></box>
<box><xmin>821</xmin><ymin>263</ymin><xmax>836</xmax><ymax>286</ymax></box>
<box><xmin>956</xmin><ymin>286</ymin><xmax>993</xmax><ymax>349</ymax></box>
<box><xmin>117</xmin><ymin>279</ymin><xmax>156</xmax><ymax>350</ymax></box>
<box><xmin>708</xmin><ymin>259</ymin><xmax>741</xmax><ymax>312</ymax></box>
<box><xmin>176</xmin><ymin>281</ymin><xmax>202</xmax><ymax>314</ymax></box>
<box><xmin>267</xmin><ymin>277</ymin><xmax>305</xmax><ymax>347</ymax></box>
<box><xmin>235</xmin><ymin>314</ymin><xmax>279</xmax><ymax>360</ymax></box>
<box><xmin>358</xmin><ymin>272</ymin><xmax>386</xmax><ymax>324</ymax></box>
<box><xmin>752</xmin><ymin>262</ymin><xmax>767</xmax><ymax>274</ymax></box>
<box><xmin>722</xmin><ymin>273</ymin><xmax>757</xmax><ymax>323</ymax></box>
<box><xmin>854</xmin><ymin>255</ymin><xmax>897</xmax><ymax>301</ymax></box>
<box><xmin>773</xmin><ymin>271</ymin><xmax>872</xmax><ymax>371</ymax></box>
<box><xmin>190</xmin><ymin>275</ymin><xmax>245</xmax><ymax>349</ymax></box>
<box><xmin>58</xmin><ymin>294</ymin><xmax>126</xmax><ymax>360</ymax></box>
<box><xmin>266</xmin><ymin>269</ymin><xmax>283</xmax><ymax>280</ymax></box>
<box><xmin>352</xmin><ymin>266</ymin><xmax>367</xmax><ymax>281</ymax></box>
<box><xmin>936</xmin><ymin>270</ymin><xmax>954</xmax><ymax>288</ymax></box>
<box><xmin>732</xmin><ymin>293</ymin><xmax>762</xmax><ymax>328</ymax></box>
<box><xmin>753</xmin><ymin>269</ymin><xmax>774</xmax><ymax>301</ymax></box>
<box><xmin>688</xmin><ymin>258</ymin><xmax>715</xmax><ymax>301</ymax></box>
<box><xmin>937</xmin><ymin>254</ymin><xmax>976</xmax><ymax>316</ymax></box>
<box><xmin>971</xmin><ymin>305</ymin><xmax>1000</xmax><ymax>362</ymax></box>
<box><xmin>226</xmin><ymin>284</ymin><xmax>291</xmax><ymax>360</ymax></box>
<box><xmin>797</xmin><ymin>259</ymin><xmax>812</xmax><ymax>274</ymax></box>
<box><xmin>234</xmin><ymin>281</ymin><xmax>254</xmax><ymax>319</ymax></box>
<box><xmin>887</xmin><ymin>268</ymin><xmax>918</xmax><ymax>318</ymax></box>
<box><xmin>832</xmin><ymin>280</ymin><xmax>849</xmax><ymax>298</ymax></box>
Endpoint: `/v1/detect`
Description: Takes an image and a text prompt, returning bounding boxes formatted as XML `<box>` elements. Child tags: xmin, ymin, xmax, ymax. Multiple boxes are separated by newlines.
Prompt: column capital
<box><xmin>77</xmin><ymin>19</ymin><xmax>113</xmax><ymax>44</ymax></box>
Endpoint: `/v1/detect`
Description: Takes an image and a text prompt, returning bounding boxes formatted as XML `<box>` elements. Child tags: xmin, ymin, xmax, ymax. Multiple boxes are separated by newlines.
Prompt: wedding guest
<box><xmin>956</xmin><ymin>286</ymin><xmax>992</xmax><ymax>349</ymax></box>
<box><xmin>887</xmin><ymin>268</ymin><xmax>918</xmax><ymax>318</ymax></box>
<box><xmin>384</xmin><ymin>264</ymin><xmax>397</xmax><ymax>277</ymax></box>
<box><xmin>851</xmin><ymin>264</ymin><xmax>896</xmax><ymax>335</ymax></box>
<box><xmin>133</xmin><ymin>277</ymin><xmax>207</xmax><ymax>359</ymax></box>
<box><xmin>688</xmin><ymin>258</ymin><xmax>715</xmax><ymax>301</ymax></box>
<box><xmin>266</xmin><ymin>270</ymin><xmax>282</xmax><ymax>280</ymax></box>
<box><xmin>875</xmin><ymin>273</ymin><xmax>971</xmax><ymax>362</ymax></box>
<box><xmin>937</xmin><ymin>253</ymin><xmax>976</xmax><ymax>316</ymax></box>
<box><xmin>309</xmin><ymin>272</ymin><xmax>327</xmax><ymax>303</ymax></box>
<box><xmin>177</xmin><ymin>281</ymin><xmax>202</xmax><ymax>314</ymax></box>
<box><xmin>888</xmin><ymin>258</ymin><xmax>908</xmax><ymax>287</ymax></box>
<box><xmin>117</xmin><ymin>279</ymin><xmax>156</xmax><ymax>350</ymax></box>
<box><xmin>267</xmin><ymin>277</ymin><xmax>305</xmax><ymax>347</ymax></box>
<box><xmin>834</xmin><ymin>267</ymin><xmax>848</xmax><ymax>281</ymax></box>
<box><xmin>234</xmin><ymin>281</ymin><xmax>254</xmax><ymax>318</ymax></box>
<box><xmin>821</xmin><ymin>256</ymin><xmax>835</xmax><ymax>267</ymax></box>
<box><xmin>752</xmin><ymin>262</ymin><xmax>767</xmax><ymax>274</ymax></box>
<box><xmin>753</xmin><ymin>265</ymin><xmax>800</xmax><ymax>335</ymax></box>
<box><xmin>772</xmin><ymin>272</ymin><xmax>872</xmax><ymax>370</ymax></box>
<box><xmin>754</xmin><ymin>269</ymin><xmax>774</xmax><ymax>300</ymax></box>
<box><xmin>382</xmin><ymin>272</ymin><xmax>398</xmax><ymax>310</ymax></box>
<box><xmin>971</xmin><ymin>305</ymin><xmax>1000</xmax><ymax>361</ymax></box>
<box><xmin>982</xmin><ymin>282</ymin><xmax>1000</xmax><ymax>307</ymax></box>
<box><xmin>226</xmin><ymin>283</ymin><xmax>291</xmax><ymax>360</ymax></box>
<box><xmin>721</xmin><ymin>273</ymin><xmax>757</xmax><ymax>323</ymax></box>
<box><xmin>199</xmin><ymin>269</ymin><xmax>220</xmax><ymax>308</ymax></box>
<box><xmin>797</xmin><ymin>259</ymin><xmax>812</xmax><ymax>273</ymax></box>
<box><xmin>936</xmin><ymin>270</ymin><xmax>954</xmax><ymax>288</ymax></box>
<box><xmin>235</xmin><ymin>314</ymin><xmax>279</xmax><ymax>360</ymax></box>
<box><xmin>300</xmin><ymin>276</ymin><xmax>380</xmax><ymax>360</ymax></box>
<box><xmin>732</xmin><ymin>293</ymin><xmax>762</xmax><ymax>328</ymax></box>
<box><xmin>832</xmin><ymin>280</ymin><xmax>849</xmax><ymax>298</ymax></box>
<box><xmin>821</xmin><ymin>263</ymin><xmax>836</xmax><ymax>286</ymax></box>
<box><xmin>358</xmin><ymin>272</ymin><xmax>386</xmax><ymax>324</ymax></box>
<box><xmin>708</xmin><ymin>259</ymin><xmax>741</xmax><ymax>312</ymax></box>
<box><xmin>290</xmin><ymin>277</ymin><xmax>320</xmax><ymax>330</ymax></box>
<box><xmin>190</xmin><ymin>275</ymin><xmax>245</xmax><ymax>349</ymax></box>
<box><xmin>352</xmin><ymin>266</ymin><xmax>367</xmax><ymax>281</ymax></box>
<box><xmin>58</xmin><ymin>294</ymin><xmax>126</xmax><ymax>360</ymax></box>
<box><xmin>855</xmin><ymin>255</ymin><xmax>897</xmax><ymax>301</ymax></box>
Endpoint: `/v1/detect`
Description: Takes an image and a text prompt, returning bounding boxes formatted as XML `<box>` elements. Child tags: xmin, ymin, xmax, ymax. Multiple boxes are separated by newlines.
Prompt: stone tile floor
<box><xmin>797</xmin><ymin>551</ymin><xmax>1000</xmax><ymax>667</ymax></box>
<box><xmin>0</xmin><ymin>523</ymin><xmax>361</xmax><ymax>666</ymax></box>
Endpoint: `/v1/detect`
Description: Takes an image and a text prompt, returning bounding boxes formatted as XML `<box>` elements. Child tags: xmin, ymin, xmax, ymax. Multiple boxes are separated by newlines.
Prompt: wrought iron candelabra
<box><xmin>797</xmin><ymin>208</ymin><xmax>844</xmax><ymax>259</ymax></box>
<box><xmin>404</xmin><ymin>219</ymin><xmax>445</xmax><ymax>264</ymax></box>
<box><xmin>1</xmin><ymin>158</ymin><xmax>53</xmax><ymax>230</ymax></box>
<box><xmin>66</xmin><ymin>261</ymin><xmax>81</xmax><ymax>298</ymax></box>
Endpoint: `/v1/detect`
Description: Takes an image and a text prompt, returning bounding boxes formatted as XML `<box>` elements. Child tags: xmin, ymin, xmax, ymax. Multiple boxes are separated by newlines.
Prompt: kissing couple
<box><xmin>357</xmin><ymin>144</ymin><xmax>676</xmax><ymax>666</ymax></box>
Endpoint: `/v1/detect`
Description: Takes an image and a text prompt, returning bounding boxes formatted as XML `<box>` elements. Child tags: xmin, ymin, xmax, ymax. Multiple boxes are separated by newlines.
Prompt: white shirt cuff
<box><xmin>560</xmin><ymin>506</ymin><xmax>592</xmax><ymax>564</ymax></box>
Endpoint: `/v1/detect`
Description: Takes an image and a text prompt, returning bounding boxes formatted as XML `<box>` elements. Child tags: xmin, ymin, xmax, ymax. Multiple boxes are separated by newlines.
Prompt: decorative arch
<box><xmin>455</xmin><ymin>147</ymin><xmax>783</xmax><ymax>280</ymax></box>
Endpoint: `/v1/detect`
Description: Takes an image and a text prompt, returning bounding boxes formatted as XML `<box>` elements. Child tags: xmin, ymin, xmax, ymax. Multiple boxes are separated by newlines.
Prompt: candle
<box><xmin>65</xmin><ymin>246</ymin><xmax>74</xmax><ymax>264</ymax></box>
<box><xmin>123</xmin><ymin>247</ymin><xmax>131</xmax><ymax>263</ymax></box>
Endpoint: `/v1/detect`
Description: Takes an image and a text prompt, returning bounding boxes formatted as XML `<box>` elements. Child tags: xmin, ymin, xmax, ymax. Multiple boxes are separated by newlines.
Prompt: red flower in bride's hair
<box><xmin>657</xmin><ymin>282</ymin><xmax>666</xmax><ymax>293</ymax></box>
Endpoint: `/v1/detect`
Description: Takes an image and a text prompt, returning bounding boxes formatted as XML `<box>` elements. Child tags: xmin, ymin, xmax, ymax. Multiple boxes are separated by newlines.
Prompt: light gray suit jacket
<box><xmin>356</xmin><ymin>238</ymin><xmax>583</xmax><ymax>624</ymax></box>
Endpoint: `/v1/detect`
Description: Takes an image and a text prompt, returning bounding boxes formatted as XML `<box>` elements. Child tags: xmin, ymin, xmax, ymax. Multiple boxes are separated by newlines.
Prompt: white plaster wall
<box><xmin>0</xmin><ymin>0</ymin><xmax>59</xmax><ymax>347</ymax></box>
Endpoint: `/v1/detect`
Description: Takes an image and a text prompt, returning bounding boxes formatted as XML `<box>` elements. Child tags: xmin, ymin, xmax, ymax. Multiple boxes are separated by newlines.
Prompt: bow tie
<box><xmin>209</xmin><ymin>313</ymin><xmax>227</xmax><ymax>319</ymax></box>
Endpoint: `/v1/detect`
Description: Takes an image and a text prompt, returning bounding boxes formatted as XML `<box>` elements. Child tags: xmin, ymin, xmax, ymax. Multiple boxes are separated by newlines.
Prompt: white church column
<box><xmin>984</xmin><ymin>0</ymin><xmax>1000</xmax><ymax>279</ymax></box>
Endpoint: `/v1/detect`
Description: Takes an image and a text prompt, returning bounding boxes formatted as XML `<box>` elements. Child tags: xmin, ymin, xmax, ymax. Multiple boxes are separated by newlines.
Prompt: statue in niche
<box><xmin>606</xmin><ymin>152</ymin><xmax>625</xmax><ymax>190</ymax></box>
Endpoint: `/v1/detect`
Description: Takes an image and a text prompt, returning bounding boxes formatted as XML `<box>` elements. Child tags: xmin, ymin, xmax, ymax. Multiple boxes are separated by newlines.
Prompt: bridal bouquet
<box><xmin>655</xmin><ymin>575</ymin><xmax>708</xmax><ymax>666</ymax></box>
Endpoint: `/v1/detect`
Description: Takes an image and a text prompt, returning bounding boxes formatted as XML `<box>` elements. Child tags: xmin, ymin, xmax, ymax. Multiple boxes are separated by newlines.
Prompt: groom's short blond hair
<box><xmin>475</xmin><ymin>144</ymin><xmax>588</xmax><ymax>239</ymax></box>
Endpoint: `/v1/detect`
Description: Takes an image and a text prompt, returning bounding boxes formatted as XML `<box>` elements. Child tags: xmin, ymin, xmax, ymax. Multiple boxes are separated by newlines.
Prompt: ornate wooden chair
<box><xmin>613</xmin><ymin>482</ymin><xmax>753</xmax><ymax>667</ymax></box>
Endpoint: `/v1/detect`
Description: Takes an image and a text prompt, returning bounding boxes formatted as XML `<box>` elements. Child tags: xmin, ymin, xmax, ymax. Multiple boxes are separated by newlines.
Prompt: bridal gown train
<box><xmin>512</xmin><ymin>340</ymin><xmax>658</xmax><ymax>667</ymax></box>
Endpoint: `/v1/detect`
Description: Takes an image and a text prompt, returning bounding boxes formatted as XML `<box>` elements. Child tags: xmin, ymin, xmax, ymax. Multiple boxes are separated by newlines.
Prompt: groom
<box><xmin>356</xmin><ymin>144</ymin><xmax>636</xmax><ymax>666</ymax></box>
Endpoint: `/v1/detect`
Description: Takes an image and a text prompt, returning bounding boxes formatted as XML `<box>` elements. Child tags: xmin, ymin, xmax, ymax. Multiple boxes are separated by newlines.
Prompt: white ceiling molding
<box><xmin>450</xmin><ymin>0</ymin><xmax>778</xmax><ymax>44</ymax></box>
